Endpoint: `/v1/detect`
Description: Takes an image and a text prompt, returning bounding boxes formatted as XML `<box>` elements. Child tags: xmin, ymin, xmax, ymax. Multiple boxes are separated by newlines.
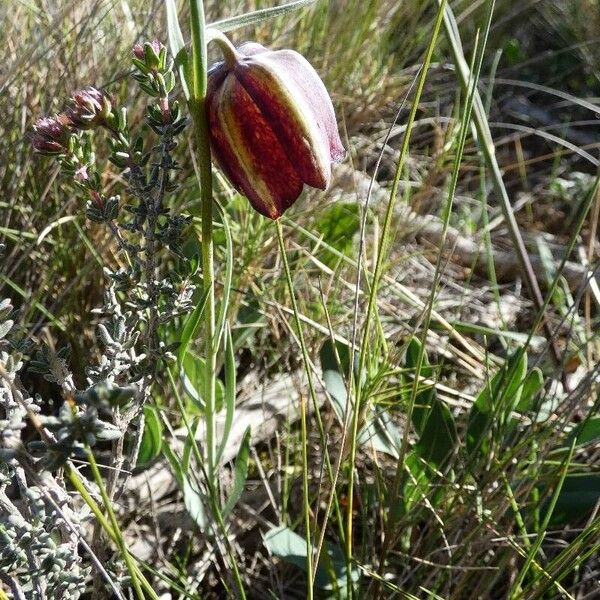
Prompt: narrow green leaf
<box><xmin>162</xmin><ymin>443</ymin><xmax>184</xmax><ymax>487</ymax></box>
<box><xmin>516</xmin><ymin>367</ymin><xmax>544</xmax><ymax>413</ymax></box>
<box><xmin>180</xmin><ymin>349</ymin><xmax>225</xmax><ymax>412</ymax></box>
<box><xmin>214</xmin><ymin>199</ymin><xmax>233</xmax><ymax>351</ymax></box>
<box><xmin>404</xmin><ymin>336</ymin><xmax>433</xmax><ymax>377</ymax></box>
<box><xmin>164</xmin><ymin>0</ymin><xmax>190</xmax><ymax>99</ymax></box>
<box><xmin>502</xmin><ymin>351</ymin><xmax>528</xmax><ymax>417</ymax></box>
<box><xmin>165</xmin><ymin>0</ymin><xmax>185</xmax><ymax>56</ymax></box>
<box><xmin>182</xmin><ymin>416</ymin><xmax>200</xmax><ymax>474</ymax></box>
<box><xmin>415</xmin><ymin>397</ymin><xmax>457</xmax><ymax>467</ymax></box>
<box><xmin>358</xmin><ymin>410</ymin><xmax>402</xmax><ymax>458</ymax></box>
<box><xmin>567</xmin><ymin>416</ymin><xmax>600</xmax><ymax>447</ymax></box>
<box><xmin>137</xmin><ymin>405</ymin><xmax>163</xmax><ymax>466</ymax></box>
<box><xmin>404</xmin><ymin>337</ymin><xmax>436</xmax><ymax>435</ymax></box>
<box><xmin>177</xmin><ymin>286</ymin><xmax>210</xmax><ymax>367</ymax></box>
<box><xmin>180</xmin><ymin>351</ymin><xmax>205</xmax><ymax>410</ymax></box>
<box><xmin>209</xmin><ymin>0</ymin><xmax>316</xmax><ymax>33</ymax></box>
<box><xmin>215</xmin><ymin>322</ymin><xmax>236</xmax><ymax>465</ymax></box>
<box><xmin>264</xmin><ymin>526</ymin><xmax>357</xmax><ymax>590</ymax></box>
<box><xmin>467</xmin><ymin>350</ymin><xmax>528</xmax><ymax>456</ymax></box>
<box><xmin>182</xmin><ymin>475</ymin><xmax>209</xmax><ymax>531</ymax></box>
<box><xmin>320</xmin><ymin>339</ymin><xmax>349</xmax><ymax>420</ymax></box>
<box><xmin>397</xmin><ymin>451</ymin><xmax>432</xmax><ymax>517</ymax></box>
<box><xmin>223</xmin><ymin>427</ymin><xmax>251</xmax><ymax>516</ymax></box>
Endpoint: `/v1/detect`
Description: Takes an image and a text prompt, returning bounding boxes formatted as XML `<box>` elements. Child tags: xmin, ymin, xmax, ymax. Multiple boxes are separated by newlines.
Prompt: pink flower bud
<box><xmin>65</xmin><ymin>87</ymin><xmax>112</xmax><ymax>130</ymax></box>
<box><xmin>132</xmin><ymin>44</ymin><xmax>145</xmax><ymax>60</ymax></box>
<box><xmin>32</xmin><ymin>114</ymin><xmax>71</xmax><ymax>155</ymax></box>
<box><xmin>206</xmin><ymin>42</ymin><xmax>345</xmax><ymax>219</ymax></box>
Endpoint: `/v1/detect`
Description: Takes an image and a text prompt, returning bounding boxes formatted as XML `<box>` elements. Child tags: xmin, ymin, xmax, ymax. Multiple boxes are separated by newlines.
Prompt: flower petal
<box><xmin>258</xmin><ymin>49</ymin><xmax>345</xmax><ymax>163</ymax></box>
<box><xmin>208</xmin><ymin>73</ymin><xmax>304</xmax><ymax>219</ymax></box>
<box><xmin>233</xmin><ymin>48</ymin><xmax>343</xmax><ymax>190</ymax></box>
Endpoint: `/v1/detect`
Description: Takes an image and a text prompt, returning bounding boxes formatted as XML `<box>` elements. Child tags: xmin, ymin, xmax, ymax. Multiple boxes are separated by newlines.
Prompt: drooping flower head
<box><xmin>206</xmin><ymin>41</ymin><xmax>345</xmax><ymax>219</ymax></box>
<box><xmin>65</xmin><ymin>87</ymin><xmax>112</xmax><ymax>130</ymax></box>
<box><xmin>32</xmin><ymin>114</ymin><xmax>72</xmax><ymax>155</ymax></box>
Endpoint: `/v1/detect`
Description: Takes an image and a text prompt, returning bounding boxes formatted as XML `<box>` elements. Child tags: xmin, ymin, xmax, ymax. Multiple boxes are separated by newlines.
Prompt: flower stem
<box><xmin>188</xmin><ymin>0</ymin><xmax>217</xmax><ymax>485</ymax></box>
<box><xmin>275</xmin><ymin>219</ymin><xmax>314</xmax><ymax>600</ymax></box>
<box><xmin>206</xmin><ymin>28</ymin><xmax>241</xmax><ymax>67</ymax></box>
<box><xmin>167</xmin><ymin>366</ymin><xmax>247</xmax><ymax>598</ymax></box>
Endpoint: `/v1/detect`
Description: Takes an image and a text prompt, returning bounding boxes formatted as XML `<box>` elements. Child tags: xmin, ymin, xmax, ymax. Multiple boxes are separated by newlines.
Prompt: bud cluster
<box><xmin>31</xmin><ymin>114</ymin><xmax>72</xmax><ymax>155</ymax></box>
<box><xmin>32</xmin><ymin>87</ymin><xmax>114</xmax><ymax>155</ymax></box>
<box><xmin>65</xmin><ymin>87</ymin><xmax>113</xmax><ymax>130</ymax></box>
<box><xmin>27</xmin><ymin>39</ymin><xmax>195</xmax><ymax>486</ymax></box>
<box><xmin>132</xmin><ymin>39</ymin><xmax>186</xmax><ymax>134</ymax></box>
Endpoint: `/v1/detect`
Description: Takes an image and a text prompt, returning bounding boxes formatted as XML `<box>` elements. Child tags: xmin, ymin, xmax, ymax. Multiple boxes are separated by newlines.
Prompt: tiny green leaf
<box><xmin>136</xmin><ymin>405</ymin><xmax>163</xmax><ymax>466</ymax></box>
<box><xmin>223</xmin><ymin>427</ymin><xmax>251</xmax><ymax>516</ymax></box>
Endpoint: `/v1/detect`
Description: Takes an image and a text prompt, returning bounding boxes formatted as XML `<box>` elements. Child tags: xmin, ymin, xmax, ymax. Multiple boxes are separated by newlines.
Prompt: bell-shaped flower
<box><xmin>206</xmin><ymin>42</ymin><xmax>344</xmax><ymax>219</ymax></box>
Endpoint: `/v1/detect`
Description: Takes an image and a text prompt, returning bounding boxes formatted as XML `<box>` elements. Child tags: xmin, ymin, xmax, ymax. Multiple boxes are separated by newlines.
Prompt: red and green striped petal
<box><xmin>208</xmin><ymin>72</ymin><xmax>303</xmax><ymax>219</ymax></box>
<box><xmin>206</xmin><ymin>42</ymin><xmax>344</xmax><ymax>220</ymax></box>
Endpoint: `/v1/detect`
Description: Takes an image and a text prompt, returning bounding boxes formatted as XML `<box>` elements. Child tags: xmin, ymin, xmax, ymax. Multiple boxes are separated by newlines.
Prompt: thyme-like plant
<box><xmin>0</xmin><ymin>296</ymin><xmax>92</xmax><ymax>600</ymax></box>
<box><xmin>29</xmin><ymin>40</ymin><xmax>193</xmax><ymax>478</ymax></box>
<box><xmin>1</xmin><ymin>40</ymin><xmax>197</xmax><ymax>597</ymax></box>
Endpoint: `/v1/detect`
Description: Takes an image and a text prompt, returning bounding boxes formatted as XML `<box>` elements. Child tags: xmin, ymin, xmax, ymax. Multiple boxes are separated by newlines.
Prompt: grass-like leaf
<box><xmin>209</xmin><ymin>0</ymin><xmax>316</xmax><ymax>33</ymax></box>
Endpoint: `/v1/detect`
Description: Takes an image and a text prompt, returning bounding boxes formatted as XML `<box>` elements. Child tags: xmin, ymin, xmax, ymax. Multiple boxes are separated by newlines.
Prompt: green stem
<box><xmin>188</xmin><ymin>0</ymin><xmax>217</xmax><ymax>485</ymax></box>
<box><xmin>73</xmin><ymin>454</ymin><xmax>160</xmax><ymax>600</ymax></box>
<box><xmin>167</xmin><ymin>366</ymin><xmax>247</xmax><ymax>599</ymax></box>
<box><xmin>351</xmin><ymin>0</ymin><xmax>448</xmax><ymax>570</ymax></box>
<box><xmin>275</xmin><ymin>219</ymin><xmax>314</xmax><ymax>600</ymax></box>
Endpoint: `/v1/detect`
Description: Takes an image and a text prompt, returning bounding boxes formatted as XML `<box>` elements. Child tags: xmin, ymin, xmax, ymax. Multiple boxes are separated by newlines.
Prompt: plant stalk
<box><xmin>188</xmin><ymin>0</ymin><xmax>217</xmax><ymax>485</ymax></box>
<box><xmin>275</xmin><ymin>219</ymin><xmax>314</xmax><ymax>600</ymax></box>
<box><xmin>350</xmin><ymin>0</ymin><xmax>448</xmax><ymax>570</ymax></box>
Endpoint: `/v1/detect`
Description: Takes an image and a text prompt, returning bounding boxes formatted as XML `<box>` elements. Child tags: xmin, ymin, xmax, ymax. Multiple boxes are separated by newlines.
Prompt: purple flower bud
<box><xmin>132</xmin><ymin>44</ymin><xmax>145</xmax><ymax>60</ymax></box>
<box><xmin>32</xmin><ymin>114</ymin><xmax>71</xmax><ymax>155</ymax></box>
<box><xmin>65</xmin><ymin>87</ymin><xmax>112</xmax><ymax>130</ymax></box>
<box><xmin>206</xmin><ymin>42</ymin><xmax>345</xmax><ymax>220</ymax></box>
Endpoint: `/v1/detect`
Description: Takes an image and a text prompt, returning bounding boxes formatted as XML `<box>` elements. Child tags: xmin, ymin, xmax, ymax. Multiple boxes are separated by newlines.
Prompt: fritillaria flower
<box><xmin>32</xmin><ymin>114</ymin><xmax>72</xmax><ymax>155</ymax></box>
<box><xmin>206</xmin><ymin>41</ymin><xmax>345</xmax><ymax>219</ymax></box>
<box><xmin>65</xmin><ymin>87</ymin><xmax>112</xmax><ymax>130</ymax></box>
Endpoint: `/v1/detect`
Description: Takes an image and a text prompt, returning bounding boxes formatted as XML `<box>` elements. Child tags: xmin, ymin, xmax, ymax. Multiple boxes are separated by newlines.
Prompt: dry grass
<box><xmin>2</xmin><ymin>1</ymin><xmax>600</xmax><ymax>598</ymax></box>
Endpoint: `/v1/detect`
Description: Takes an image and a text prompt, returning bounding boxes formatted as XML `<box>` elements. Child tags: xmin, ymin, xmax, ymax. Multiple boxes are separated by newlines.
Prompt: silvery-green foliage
<box><xmin>0</xmin><ymin>469</ymin><xmax>90</xmax><ymax>599</ymax></box>
<box><xmin>0</xmin><ymin>40</ymin><xmax>197</xmax><ymax>596</ymax></box>
<box><xmin>88</xmin><ymin>285</ymin><xmax>146</xmax><ymax>385</ymax></box>
<box><xmin>0</xmin><ymin>298</ymin><xmax>41</xmax><ymax>463</ymax></box>
<box><xmin>0</xmin><ymin>302</ymin><xmax>88</xmax><ymax>598</ymax></box>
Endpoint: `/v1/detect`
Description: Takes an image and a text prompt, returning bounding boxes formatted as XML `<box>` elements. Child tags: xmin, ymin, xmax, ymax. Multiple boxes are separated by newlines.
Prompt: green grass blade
<box><xmin>215</xmin><ymin>321</ymin><xmax>236</xmax><ymax>466</ymax></box>
<box><xmin>209</xmin><ymin>0</ymin><xmax>316</xmax><ymax>32</ymax></box>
